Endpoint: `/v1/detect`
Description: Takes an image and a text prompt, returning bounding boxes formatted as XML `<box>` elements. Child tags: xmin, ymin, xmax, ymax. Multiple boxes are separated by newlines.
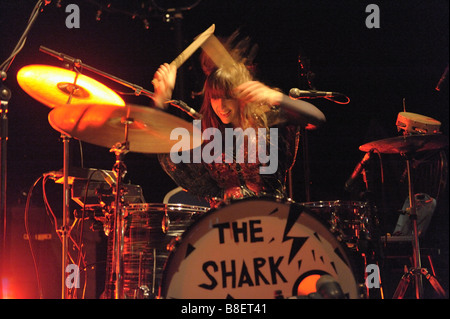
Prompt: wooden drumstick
<box><xmin>153</xmin><ymin>24</ymin><xmax>215</xmax><ymax>88</ymax></box>
<box><xmin>200</xmin><ymin>34</ymin><xmax>235</xmax><ymax>69</ymax></box>
<box><xmin>171</xmin><ymin>24</ymin><xmax>216</xmax><ymax>68</ymax></box>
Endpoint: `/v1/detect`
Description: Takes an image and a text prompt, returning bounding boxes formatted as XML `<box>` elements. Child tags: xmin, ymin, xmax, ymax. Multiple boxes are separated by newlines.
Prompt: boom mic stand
<box><xmin>0</xmin><ymin>0</ymin><xmax>49</xmax><ymax>299</ymax></box>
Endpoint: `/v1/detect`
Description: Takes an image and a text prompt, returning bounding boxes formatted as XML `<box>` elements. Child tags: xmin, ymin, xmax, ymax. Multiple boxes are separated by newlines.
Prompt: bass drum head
<box><xmin>159</xmin><ymin>198</ymin><xmax>359</xmax><ymax>299</ymax></box>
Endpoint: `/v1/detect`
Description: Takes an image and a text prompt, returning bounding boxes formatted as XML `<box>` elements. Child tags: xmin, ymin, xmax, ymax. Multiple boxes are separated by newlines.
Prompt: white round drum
<box><xmin>159</xmin><ymin>198</ymin><xmax>359</xmax><ymax>299</ymax></box>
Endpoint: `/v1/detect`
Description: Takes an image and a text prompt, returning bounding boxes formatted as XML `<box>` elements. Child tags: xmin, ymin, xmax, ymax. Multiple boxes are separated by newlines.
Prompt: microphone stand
<box><xmin>0</xmin><ymin>0</ymin><xmax>48</xmax><ymax>299</ymax></box>
<box><xmin>296</xmin><ymin>54</ymin><xmax>316</xmax><ymax>202</ymax></box>
<box><xmin>0</xmin><ymin>77</ymin><xmax>11</xmax><ymax>300</ymax></box>
<box><xmin>39</xmin><ymin>46</ymin><xmax>155</xmax><ymax>99</ymax></box>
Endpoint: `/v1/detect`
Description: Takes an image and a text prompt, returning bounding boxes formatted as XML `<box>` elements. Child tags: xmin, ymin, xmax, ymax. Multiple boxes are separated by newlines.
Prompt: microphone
<box><xmin>289</xmin><ymin>88</ymin><xmax>341</xmax><ymax>99</ymax></box>
<box><xmin>170</xmin><ymin>100</ymin><xmax>203</xmax><ymax>120</ymax></box>
<box><xmin>316</xmin><ymin>275</ymin><xmax>345</xmax><ymax>299</ymax></box>
<box><xmin>344</xmin><ymin>150</ymin><xmax>373</xmax><ymax>191</ymax></box>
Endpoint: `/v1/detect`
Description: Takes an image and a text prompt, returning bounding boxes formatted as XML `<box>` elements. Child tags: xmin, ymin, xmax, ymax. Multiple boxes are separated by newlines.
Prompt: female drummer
<box><xmin>152</xmin><ymin>39</ymin><xmax>326</xmax><ymax>207</ymax></box>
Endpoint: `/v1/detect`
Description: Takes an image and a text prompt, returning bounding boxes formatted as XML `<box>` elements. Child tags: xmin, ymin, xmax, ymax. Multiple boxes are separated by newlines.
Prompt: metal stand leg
<box><xmin>392</xmin><ymin>154</ymin><xmax>446</xmax><ymax>299</ymax></box>
<box><xmin>110</xmin><ymin>140</ymin><xmax>129</xmax><ymax>299</ymax></box>
<box><xmin>393</xmin><ymin>267</ymin><xmax>446</xmax><ymax>299</ymax></box>
<box><xmin>61</xmin><ymin>134</ymin><xmax>71</xmax><ymax>299</ymax></box>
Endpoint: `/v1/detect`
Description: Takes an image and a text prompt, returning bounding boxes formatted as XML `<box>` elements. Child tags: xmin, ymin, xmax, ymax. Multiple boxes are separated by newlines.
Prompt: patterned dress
<box><xmin>158</xmin><ymin>98</ymin><xmax>303</xmax><ymax>207</ymax></box>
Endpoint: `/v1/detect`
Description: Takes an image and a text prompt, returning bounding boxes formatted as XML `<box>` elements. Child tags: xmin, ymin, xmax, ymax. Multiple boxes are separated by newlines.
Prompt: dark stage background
<box><xmin>1</xmin><ymin>0</ymin><xmax>448</xmax><ymax>299</ymax></box>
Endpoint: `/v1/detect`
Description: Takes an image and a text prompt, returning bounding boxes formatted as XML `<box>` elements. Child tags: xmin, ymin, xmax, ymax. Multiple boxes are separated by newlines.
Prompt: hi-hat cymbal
<box><xmin>48</xmin><ymin>103</ymin><xmax>202</xmax><ymax>153</ymax></box>
<box><xmin>359</xmin><ymin>134</ymin><xmax>448</xmax><ymax>154</ymax></box>
<box><xmin>17</xmin><ymin>64</ymin><xmax>125</xmax><ymax>108</ymax></box>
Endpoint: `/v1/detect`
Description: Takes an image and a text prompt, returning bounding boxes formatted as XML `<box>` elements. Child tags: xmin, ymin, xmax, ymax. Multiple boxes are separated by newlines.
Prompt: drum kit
<box><xmin>11</xmin><ymin>20</ymin><xmax>448</xmax><ymax>298</ymax></box>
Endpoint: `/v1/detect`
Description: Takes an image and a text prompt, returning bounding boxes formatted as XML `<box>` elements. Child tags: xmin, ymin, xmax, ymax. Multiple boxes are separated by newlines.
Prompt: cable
<box><xmin>75</xmin><ymin>169</ymin><xmax>102</xmax><ymax>298</ymax></box>
<box><xmin>24</xmin><ymin>176</ymin><xmax>44</xmax><ymax>299</ymax></box>
<box><xmin>0</xmin><ymin>0</ymin><xmax>43</xmax><ymax>72</ymax></box>
<box><xmin>42</xmin><ymin>174</ymin><xmax>61</xmax><ymax>240</ymax></box>
<box><xmin>325</xmin><ymin>95</ymin><xmax>351</xmax><ymax>105</ymax></box>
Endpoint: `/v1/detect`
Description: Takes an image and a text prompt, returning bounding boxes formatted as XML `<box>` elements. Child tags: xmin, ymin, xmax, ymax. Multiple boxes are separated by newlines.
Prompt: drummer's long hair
<box><xmin>200</xmin><ymin>63</ymin><xmax>270</xmax><ymax>132</ymax></box>
<box><xmin>199</xmin><ymin>32</ymin><xmax>270</xmax><ymax>133</ymax></box>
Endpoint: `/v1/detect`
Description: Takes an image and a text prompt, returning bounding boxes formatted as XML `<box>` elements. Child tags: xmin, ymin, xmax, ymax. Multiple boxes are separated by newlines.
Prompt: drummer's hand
<box><xmin>234</xmin><ymin>81</ymin><xmax>283</xmax><ymax>107</ymax></box>
<box><xmin>152</xmin><ymin>63</ymin><xmax>177</xmax><ymax>109</ymax></box>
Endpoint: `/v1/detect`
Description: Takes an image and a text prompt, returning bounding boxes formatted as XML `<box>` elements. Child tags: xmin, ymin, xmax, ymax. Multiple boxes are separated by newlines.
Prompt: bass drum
<box><xmin>159</xmin><ymin>198</ymin><xmax>360</xmax><ymax>299</ymax></box>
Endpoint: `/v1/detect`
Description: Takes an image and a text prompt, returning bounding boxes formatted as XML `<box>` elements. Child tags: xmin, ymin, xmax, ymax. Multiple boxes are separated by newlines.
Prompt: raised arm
<box><xmin>152</xmin><ymin>62</ymin><xmax>177</xmax><ymax>109</ymax></box>
<box><xmin>234</xmin><ymin>80</ymin><xmax>326</xmax><ymax>128</ymax></box>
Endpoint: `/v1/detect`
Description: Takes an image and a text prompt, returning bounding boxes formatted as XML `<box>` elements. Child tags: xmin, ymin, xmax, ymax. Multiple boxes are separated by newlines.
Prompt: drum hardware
<box><xmin>108</xmin><ymin>130</ymin><xmax>132</xmax><ymax>299</ymax></box>
<box><xmin>359</xmin><ymin>130</ymin><xmax>448</xmax><ymax>299</ymax></box>
<box><xmin>47</xmin><ymin>102</ymin><xmax>201</xmax><ymax>299</ymax></box>
<box><xmin>50</xmin><ymin>167</ymin><xmax>144</xmax><ymax>207</ymax></box>
<box><xmin>58</xmin><ymin>82</ymin><xmax>82</xmax><ymax>299</ymax></box>
<box><xmin>17</xmin><ymin>59</ymin><xmax>123</xmax><ymax>297</ymax></box>
<box><xmin>14</xmin><ymin>27</ymin><xmax>220</xmax><ymax>298</ymax></box>
<box><xmin>17</xmin><ymin>59</ymin><xmax>126</xmax><ymax>299</ymax></box>
<box><xmin>391</xmin><ymin>152</ymin><xmax>446</xmax><ymax>299</ymax></box>
<box><xmin>32</xmin><ymin>54</ymin><xmax>201</xmax><ymax>298</ymax></box>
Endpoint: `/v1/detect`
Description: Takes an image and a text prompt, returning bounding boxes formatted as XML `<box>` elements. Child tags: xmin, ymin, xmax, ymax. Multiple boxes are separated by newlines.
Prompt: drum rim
<box><xmin>124</xmin><ymin>202</ymin><xmax>210</xmax><ymax>213</ymax></box>
<box><xmin>300</xmin><ymin>200</ymin><xmax>369</xmax><ymax>207</ymax></box>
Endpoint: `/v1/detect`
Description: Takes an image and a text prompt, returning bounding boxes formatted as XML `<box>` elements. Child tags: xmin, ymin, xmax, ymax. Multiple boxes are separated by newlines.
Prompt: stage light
<box><xmin>2</xmin><ymin>278</ymin><xmax>14</xmax><ymax>299</ymax></box>
<box><xmin>143</xmin><ymin>18</ymin><xmax>150</xmax><ymax>29</ymax></box>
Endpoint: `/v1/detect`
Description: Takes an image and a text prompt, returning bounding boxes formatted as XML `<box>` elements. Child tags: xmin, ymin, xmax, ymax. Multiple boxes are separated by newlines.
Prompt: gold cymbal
<box><xmin>17</xmin><ymin>64</ymin><xmax>125</xmax><ymax>108</ymax></box>
<box><xmin>48</xmin><ymin>103</ymin><xmax>202</xmax><ymax>153</ymax></box>
<box><xmin>359</xmin><ymin>134</ymin><xmax>448</xmax><ymax>154</ymax></box>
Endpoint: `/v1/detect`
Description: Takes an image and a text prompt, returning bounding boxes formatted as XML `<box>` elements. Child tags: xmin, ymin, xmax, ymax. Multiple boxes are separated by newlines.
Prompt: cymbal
<box><xmin>48</xmin><ymin>103</ymin><xmax>202</xmax><ymax>153</ymax></box>
<box><xmin>359</xmin><ymin>134</ymin><xmax>448</xmax><ymax>154</ymax></box>
<box><xmin>17</xmin><ymin>65</ymin><xmax>125</xmax><ymax>108</ymax></box>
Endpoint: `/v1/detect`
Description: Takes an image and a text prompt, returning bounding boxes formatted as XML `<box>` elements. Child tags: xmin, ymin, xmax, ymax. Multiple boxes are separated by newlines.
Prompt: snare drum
<box><xmin>103</xmin><ymin>203</ymin><xmax>209</xmax><ymax>299</ymax></box>
<box><xmin>159</xmin><ymin>198</ymin><xmax>359</xmax><ymax>299</ymax></box>
<box><xmin>301</xmin><ymin>201</ymin><xmax>371</xmax><ymax>247</ymax></box>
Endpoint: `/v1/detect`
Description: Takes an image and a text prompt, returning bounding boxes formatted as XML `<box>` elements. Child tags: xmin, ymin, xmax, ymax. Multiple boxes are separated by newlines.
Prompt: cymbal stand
<box><xmin>60</xmin><ymin>67</ymin><xmax>82</xmax><ymax>299</ymax></box>
<box><xmin>60</xmin><ymin>134</ymin><xmax>70</xmax><ymax>299</ymax></box>
<box><xmin>109</xmin><ymin>117</ymin><xmax>131</xmax><ymax>299</ymax></box>
<box><xmin>393</xmin><ymin>152</ymin><xmax>446</xmax><ymax>299</ymax></box>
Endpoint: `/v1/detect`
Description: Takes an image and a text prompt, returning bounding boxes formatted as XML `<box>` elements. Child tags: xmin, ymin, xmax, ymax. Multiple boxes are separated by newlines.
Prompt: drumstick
<box><xmin>171</xmin><ymin>24</ymin><xmax>215</xmax><ymax>68</ymax></box>
<box><xmin>153</xmin><ymin>24</ymin><xmax>215</xmax><ymax>88</ymax></box>
<box><xmin>200</xmin><ymin>34</ymin><xmax>235</xmax><ymax>69</ymax></box>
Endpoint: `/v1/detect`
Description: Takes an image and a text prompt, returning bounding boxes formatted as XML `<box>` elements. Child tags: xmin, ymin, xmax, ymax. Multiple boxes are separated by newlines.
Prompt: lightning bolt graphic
<box><xmin>282</xmin><ymin>204</ymin><xmax>309</xmax><ymax>264</ymax></box>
